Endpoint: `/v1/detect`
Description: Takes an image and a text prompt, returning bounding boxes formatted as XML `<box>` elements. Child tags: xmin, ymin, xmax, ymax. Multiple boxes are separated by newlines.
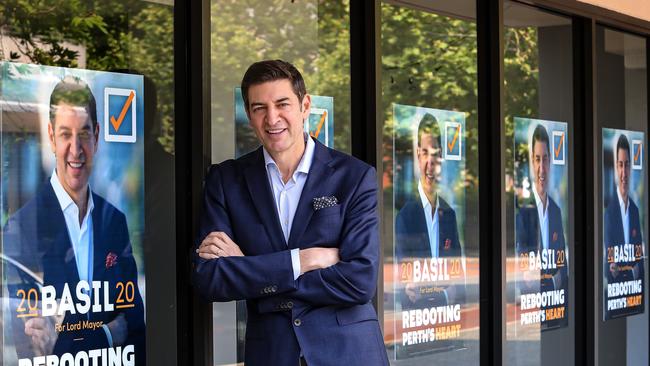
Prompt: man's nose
<box><xmin>70</xmin><ymin>134</ymin><xmax>83</xmax><ymax>156</ymax></box>
<box><xmin>266</xmin><ymin>106</ymin><xmax>280</xmax><ymax>125</ymax></box>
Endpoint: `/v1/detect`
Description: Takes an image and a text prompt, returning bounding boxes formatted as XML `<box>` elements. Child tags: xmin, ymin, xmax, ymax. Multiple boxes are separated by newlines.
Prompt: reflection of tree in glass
<box><xmin>381</xmin><ymin>5</ymin><xmax>539</xmax><ymax>258</ymax></box>
<box><xmin>381</xmin><ymin>5</ymin><xmax>478</xmax><ymax>197</ymax></box>
<box><xmin>505</xmin><ymin>26</ymin><xmax>539</xmax><ymax>182</ymax></box>
<box><xmin>210</xmin><ymin>0</ymin><xmax>351</xmax><ymax>153</ymax></box>
<box><xmin>1</xmin><ymin>0</ymin><xmax>175</xmax><ymax>154</ymax></box>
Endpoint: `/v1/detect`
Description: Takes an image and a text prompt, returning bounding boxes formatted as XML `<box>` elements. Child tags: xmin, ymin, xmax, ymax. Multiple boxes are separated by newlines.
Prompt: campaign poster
<box><xmin>234</xmin><ymin>87</ymin><xmax>334</xmax><ymax>157</ymax></box>
<box><xmin>513</xmin><ymin>117</ymin><xmax>569</xmax><ymax>331</ymax></box>
<box><xmin>602</xmin><ymin>128</ymin><xmax>646</xmax><ymax>320</ymax></box>
<box><xmin>392</xmin><ymin>103</ymin><xmax>467</xmax><ymax>358</ymax></box>
<box><xmin>1</xmin><ymin>62</ymin><xmax>146</xmax><ymax>366</ymax></box>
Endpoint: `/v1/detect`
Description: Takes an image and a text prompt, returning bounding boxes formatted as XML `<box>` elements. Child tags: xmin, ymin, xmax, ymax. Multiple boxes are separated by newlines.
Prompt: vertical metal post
<box><xmin>477</xmin><ymin>0</ymin><xmax>505</xmax><ymax>365</ymax></box>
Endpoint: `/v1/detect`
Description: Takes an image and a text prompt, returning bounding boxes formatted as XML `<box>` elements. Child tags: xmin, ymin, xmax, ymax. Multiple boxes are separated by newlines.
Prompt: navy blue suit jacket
<box><xmin>3</xmin><ymin>181</ymin><xmax>145</xmax><ymax>364</ymax></box>
<box><xmin>395</xmin><ymin>195</ymin><xmax>464</xmax><ymax>308</ymax></box>
<box><xmin>193</xmin><ymin>139</ymin><xmax>388</xmax><ymax>366</ymax></box>
<box><xmin>395</xmin><ymin>195</ymin><xmax>461</xmax><ymax>260</ymax></box>
<box><xmin>515</xmin><ymin>195</ymin><xmax>568</xmax><ymax>329</ymax></box>
<box><xmin>604</xmin><ymin>194</ymin><xmax>644</xmax><ymax>284</ymax></box>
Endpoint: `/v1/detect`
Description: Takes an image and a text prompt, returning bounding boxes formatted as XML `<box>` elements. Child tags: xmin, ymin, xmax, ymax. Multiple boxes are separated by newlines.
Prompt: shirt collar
<box><xmin>617</xmin><ymin>186</ymin><xmax>629</xmax><ymax>214</ymax></box>
<box><xmin>532</xmin><ymin>185</ymin><xmax>548</xmax><ymax>217</ymax></box>
<box><xmin>50</xmin><ymin>170</ymin><xmax>94</xmax><ymax>214</ymax></box>
<box><xmin>417</xmin><ymin>181</ymin><xmax>439</xmax><ymax>212</ymax></box>
<box><xmin>263</xmin><ymin>133</ymin><xmax>315</xmax><ymax>178</ymax></box>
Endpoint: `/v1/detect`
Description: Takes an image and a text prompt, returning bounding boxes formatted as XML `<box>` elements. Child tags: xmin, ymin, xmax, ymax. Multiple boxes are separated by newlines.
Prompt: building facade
<box><xmin>1</xmin><ymin>0</ymin><xmax>649</xmax><ymax>365</ymax></box>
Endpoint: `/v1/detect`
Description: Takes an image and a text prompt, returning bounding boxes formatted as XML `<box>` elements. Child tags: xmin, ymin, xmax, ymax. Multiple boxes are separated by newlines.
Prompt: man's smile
<box><xmin>266</xmin><ymin>128</ymin><xmax>287</xmax><ymax>135</ymax></box>
<box><xmin>67</xmin><ymin>161</ymin><xmax>85</xmax><ymax>169</ymax></box>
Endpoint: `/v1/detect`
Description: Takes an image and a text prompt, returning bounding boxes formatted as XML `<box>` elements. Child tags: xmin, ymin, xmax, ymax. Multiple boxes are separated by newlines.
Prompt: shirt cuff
<box><xmin>290</xmin><ymin>248</ymin><xmax>301</xmax><ymax>280</ymax></box>
<box><xmin>102</xmin><ymin>324</ymin><xmax>114</xmax><ymax>347</ymax></box>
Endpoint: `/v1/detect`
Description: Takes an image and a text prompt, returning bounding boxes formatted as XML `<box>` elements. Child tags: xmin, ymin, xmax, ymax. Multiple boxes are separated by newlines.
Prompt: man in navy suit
<box><xmin>604</xmin><ymin>134</ymin><xmax>643</xmax><ymax>285</ymax></box>
<box><xmin>515</xmin><ymin>124</ymin><xmax>567</xmax><ymax>329</ymax></box>
<box><xmin>193</xmin><ymin>60</ymin><xmax>388</xmax><ymax>366</ymax></box>
<box><xmin>2</xmin><ymin>76</ymin><xmax>145</xmax><ymax>363</ymax></box>
<box><xmin>395</xmin><ymin>113</ymin><xmax>464</xmax><ymax>308</ymax></box>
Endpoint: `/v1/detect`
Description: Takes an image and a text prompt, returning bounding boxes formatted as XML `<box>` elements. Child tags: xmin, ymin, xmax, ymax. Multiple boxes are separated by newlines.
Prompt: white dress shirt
<box><xmin>417</xmin><ymin>182</ymin><xmax>440</xmax><ymax>258</ymax></box>
<box><xmin>50</xmin><ymin>172</ymin><xmax>113</xmax><ymax>344</ymax></box>
<box><xmin>50</xmin><ymin>172</ymin><xmax>95</xmax><ymax>286</ymax></box>
<box><xmin>617</xmin><ymin>188</ymin><xmax>631</xmax><ymax>244</ymax></box>
<box><xmin>532</xmin><ymin>187</ymin><xmax>549</xmax><ymax>250</ymax></box>
<box><xmin>50</xmin><ymin>169</ymin><xmax>113</xmax><ymax>347</ymax></box>
<box><xmin>264</xmin><ymin>134</ymin><xmax>315</xmax><ymax>280</ymax></box>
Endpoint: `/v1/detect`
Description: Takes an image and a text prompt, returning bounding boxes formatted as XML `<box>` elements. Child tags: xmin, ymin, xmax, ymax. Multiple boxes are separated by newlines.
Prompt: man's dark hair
<box><xmin>531</xmin><ymin>124</ymin><xmax>550</xmax><ymax>157</ymax></box>
<box><xmin>417</xmin><ymin>113</ymin><xmax>441</xmax><ymax>155</ymax></box>
<box><xmin>616</xmin><ymin>134</ymin><xmax>631</xmax><ymax>161</ymax></box>
<box><xmin>49</xmin><ymin>76</ymin><xmax>98</xmax><ymax>128</ymax></box>
<box><xmin>241</xmin><ymin>60</ymin><xmax>307</xmax><ymax>111</ymax></box>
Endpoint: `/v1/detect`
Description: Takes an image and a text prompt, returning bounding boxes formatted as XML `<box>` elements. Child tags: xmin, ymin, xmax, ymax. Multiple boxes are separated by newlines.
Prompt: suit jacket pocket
<box><xmin>312</xmin><ymin>204</ymin><xmax>341</xmax><ymax>218</ymax></box>
<box><xmin>336</xmin><ymin>303</ymin><xmax>378</xmax><ymax>326</ymax></box>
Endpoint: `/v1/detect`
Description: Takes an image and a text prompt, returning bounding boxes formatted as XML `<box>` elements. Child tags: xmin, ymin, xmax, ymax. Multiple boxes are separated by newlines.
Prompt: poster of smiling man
<box><xmin>1</xmin><ymin>62</ymin><xmax>146</xmax><ymax>366</ymax></box>
<box><xmin>514</xmin><ymin>117</ymin><xmax>569</xmax><ymax>331</ymax></box>
<box><xmin>602</xmin><ymin>128</ymin><xmax>646</xmax><ymax>320</ymax></box>
<box><xmin>392</xmin><ymin>103</ymin><xmax>467</xmax><ymax>358</ymax></box>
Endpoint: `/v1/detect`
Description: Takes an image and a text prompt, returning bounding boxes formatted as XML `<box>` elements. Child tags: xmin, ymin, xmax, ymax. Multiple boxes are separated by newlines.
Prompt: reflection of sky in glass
<box><xmin>602</xmin><ymin>128</ymin><xmax>646</xmax><ymax>233</ymax></box>
<box><xmin>1</xmin><ymin>62</ymin><xmax>145</xmax><ymax>273</ymax></box>
<box><xmin>393</xmin><ymin>103</ymin><xmax>466</xmax><ymax>241</ymax></box>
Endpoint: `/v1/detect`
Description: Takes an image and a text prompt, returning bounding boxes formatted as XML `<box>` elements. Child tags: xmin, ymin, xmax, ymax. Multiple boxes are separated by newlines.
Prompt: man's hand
<box><xmin>405</xmin><ymin>282</ymin><xmax>420</xmax><ymax>303</ymax></box>
<box><xmin>299</xmin><ymin>247</ymin><xmax>339</xmax><ymax>274</ymax></box>
<box><xmin>610</xmin><ymin>263</ymin><xmax>619</xmax><ymax>278</ymax></box>
<box><xmin>197</xmin><ymin>231</ymin><xmax>244</xmax><ymax>259</ymax></box>
<box><xmin>24</xmin><ymin>317</ymin><xmax>57</xmax><ymax>356</ymax></box>
<box><xmin>107</xmin><ymin>313</ymin><xmax>128</xmax><ymax>346</ymax></box>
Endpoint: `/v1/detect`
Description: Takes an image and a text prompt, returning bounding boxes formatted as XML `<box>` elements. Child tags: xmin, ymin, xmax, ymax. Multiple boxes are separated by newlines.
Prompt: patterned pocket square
<box><xmin>312</xmin><ymin>196</ymin><xmax>339</xmax><ymax>210</ymax></box>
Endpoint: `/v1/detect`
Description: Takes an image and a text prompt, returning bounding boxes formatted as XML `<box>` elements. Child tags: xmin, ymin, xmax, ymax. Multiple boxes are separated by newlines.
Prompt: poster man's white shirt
<box><xmin>50</xmin><ymin>171</ymin><xmax>95</xmax><ymax>286</ymax></box>
<box><xmin>616</xmin><ymin>187</ymin><xmax>630</xmax><ymax>245</ymax></box>
<box><xmin>417</xmin><ymin>181</ymin><xmax>439</xmax><ymax>258</ymax></box>
<box><xmin>532</xmin><ymin>185</ymin><xmax>549</xmax><ymax>250</ymax></box>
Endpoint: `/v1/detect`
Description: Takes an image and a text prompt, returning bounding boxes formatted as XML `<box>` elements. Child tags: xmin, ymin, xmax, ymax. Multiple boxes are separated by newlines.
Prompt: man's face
<box><xmin>417</xmin><ymin>133</ymin><xmax>441</xmax><ymax>196</ymax></box>
<box><xmin>48</xmin><ymin>103</ymin><xmax>98</xmax><ymax>201</ymax></box>
<box><xmin>532</xmin><ymin>139</ymin><xmax>550</xmax><ymax>198</ymax></box>
<box><xmin>616</xmin><ymin>147</ymin><xmax>631</xmax><ymax>200</ymax></box>
<box><xmin>246</xmin><ymin>79</ymin><xmax>310</xmax><ymax>158</ymax></box>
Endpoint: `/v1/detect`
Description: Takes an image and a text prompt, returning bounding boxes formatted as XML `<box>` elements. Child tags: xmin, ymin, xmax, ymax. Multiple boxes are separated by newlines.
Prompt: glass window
<box><xmin>596</xmin><ymin>26</ymin><xmax>648</xmax><ymax>366</ymax></box>
<box><xmin>380</xmin><ymin>1</ymin><xmax>480</xmax><ymax>364</ymax></box>
<box><xmin>503</xmin><ymin>3</ymin><xmax>574</xmax><ymax>366</ymax></box>
<box><xmin>1</xmin><ymin>1</ymin><xmax>176</xmax><ymax>365</ymax></box>
<box><xmin>209</xmin><ymin>1</ymin><xmax>351</xmax><ymax>364</ymax></box>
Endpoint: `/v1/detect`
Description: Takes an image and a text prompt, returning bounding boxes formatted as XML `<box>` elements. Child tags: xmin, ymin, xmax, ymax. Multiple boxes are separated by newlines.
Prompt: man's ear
<box><xmin>301</xmin><ymin>94</ymin><xmax>312</xmax><ymax>118</ymax></box>
<box><xmin>47</xmin><ymin>122</ymin><xmax>56</xmax><ymax>153</ymax></box>
<box><xmin>94</xmin><ymin>122</ymin><xmax>100</xmax><ymax>152</ymax></box>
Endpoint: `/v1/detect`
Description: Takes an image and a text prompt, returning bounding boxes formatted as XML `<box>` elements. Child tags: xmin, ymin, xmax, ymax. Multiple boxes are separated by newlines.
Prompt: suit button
<box><xmin>271</xmin><ymin>285</ymin><xmax>277</xmax><ymax>292</ymax></box>
<box><xmin>287</xmin><ymin>301</ymin><xmax>293</xmax><ymax>309</ymax></box>
<box><xmin>293</xmin><ymin>318</ymin><xmax>302</xmax><ymax>326</ymax></box>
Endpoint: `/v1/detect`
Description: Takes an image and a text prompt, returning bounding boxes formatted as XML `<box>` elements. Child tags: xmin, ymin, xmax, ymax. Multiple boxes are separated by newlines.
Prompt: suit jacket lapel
<box><xmin>40</xmin><ymin>183</ymin><xmax>81</xmax><ymax>290</ymax></box>
<box><xmin>244</xmin><ymin>148</ymin><xmax>287</xmax><ymax>251</ymax></box>
<box><xmin>288</xmin><ymin>140</ymin><xmax>334</xmax><ymax>249</ymax></box>
<box><xmin>91</xmin><ymin>196</ymin><xmax>108</xmax><ymax>285</ymax></box>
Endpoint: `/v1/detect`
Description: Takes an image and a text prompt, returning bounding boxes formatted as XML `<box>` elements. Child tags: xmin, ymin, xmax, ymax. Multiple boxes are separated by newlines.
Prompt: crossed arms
<box><xmin>192</xmin><ymin>164</ymin><xmax>380</xmax><ymax>308</ymax></box>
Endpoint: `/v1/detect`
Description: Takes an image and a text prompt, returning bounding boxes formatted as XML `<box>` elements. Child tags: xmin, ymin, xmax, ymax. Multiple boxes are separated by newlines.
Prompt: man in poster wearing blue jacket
<box><xmin>3</xmin><ymin>76</ymin><xmax>145</xmax><ymax>364</ymax></box>
<box><xmin>604</xmin><ymin>134</ymin><xmax>644</xmax><ymax>284</ymax></box>
<box><xmin>395</xmin><ymin>113</ymin><xmax>464</xmax><ymax>309</ymax></box>
<box><xmin>515</xmin><ymin>124</ymin><xmax>568</xmax><ymax>329</ymax></box>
